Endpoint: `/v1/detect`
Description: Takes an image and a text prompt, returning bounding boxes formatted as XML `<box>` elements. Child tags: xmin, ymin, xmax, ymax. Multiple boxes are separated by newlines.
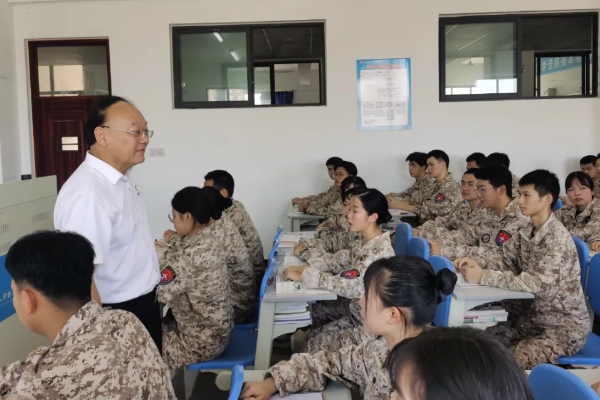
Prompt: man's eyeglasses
<box><xmin>101</xmin><ymin>126</ymin><xmax>154</xmax><ymax>138</ymax></box>
<box><xmin>460</xmin><ymin>181</ymin><xmax>477</xmax><ymax>189</ymax></box>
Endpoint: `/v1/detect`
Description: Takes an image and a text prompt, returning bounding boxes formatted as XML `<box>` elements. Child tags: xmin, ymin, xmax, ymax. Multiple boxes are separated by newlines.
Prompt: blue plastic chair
<box><xmin>274</xmin><ymin>225</ymin><xmax>284</xmax><ymax>241</ymax></box>
<box><xmin>186</xmin><ymin>328</ymin><xmax>257</xmax><ymax>371</ymax></box>
<box><xmin>529</xmin><ymin>364</ymin><xmax>599</xmax><ymax>400</ymax></box>
<box><xmin>428</xmin><ymin>256</ymin><xmax>454</xmax><ymax>327</ymax></box>
<box><xmin>553</xmin><ymin>199</ymin><xmax>564</xmax><ymax>212</ymax></box>
<box><xmin>558</xmin><ymin>252</ymin><xmax>600</xmax><ymax>365</ymax></box>
<box><xmin>407</xmin><ymin>237</ymin><xmax>430</xmax><ymax>260</ymax></box>
<box><xmin>394</xmin><ymin>223</ymin><xmax>412</xmax><ymax>256</ymax></box>
<box><xmin>227</xmin><ymin>365</ymin><xmax>245</xmax><ymax>400</ymax></box>
<box><xmin>267</xmin><ymin>240</ymin><xmax>280</xmax><ymax>260</ymax></box>
<box><xmin>573</xmin><ymin>236</ymin><xmax>590</xmax><ymax>289</ymax></box>
<box><xmin>234</xmin><ymin>258</ymin><xmax>276</xmax><ymax>331</ymax></box>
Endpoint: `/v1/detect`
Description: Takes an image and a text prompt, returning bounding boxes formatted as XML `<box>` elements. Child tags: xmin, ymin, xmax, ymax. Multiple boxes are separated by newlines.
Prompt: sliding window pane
<box><xmin>178</xmin><ymin>31</ymin><xmax>248</xmax><ymax>103</ymax></box>
<box><xmin>254</xmin><ymin>67</ymin><xmax>271</xmax><ymax>105</ymax></box>
<box><xmin>444</xmin><ymin>22</ymin><xmax>516</xmax><ymax>96</ymax></box>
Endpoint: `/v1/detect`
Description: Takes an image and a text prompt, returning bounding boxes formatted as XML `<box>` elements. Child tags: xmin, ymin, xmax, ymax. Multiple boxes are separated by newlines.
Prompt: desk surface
<box><xmin>243</xmin><ymin>371</ymin><xmax>352</xmax><ymax>400</ymax></box>
<box><xmin>288</xmin><ymin>204</ymin><xmax>324</xmax><ymax>220</ymax></box>
<box><xmin>452</xmin><ymin>285</ymin><xmax>535</xmax><ymax>301</ymax></box>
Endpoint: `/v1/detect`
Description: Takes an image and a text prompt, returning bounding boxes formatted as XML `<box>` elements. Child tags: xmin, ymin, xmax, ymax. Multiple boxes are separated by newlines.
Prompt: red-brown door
<box><xmin>28</xmin><ymin>39</ymin><xmax>111</xmax><ymax>189</ymax></box>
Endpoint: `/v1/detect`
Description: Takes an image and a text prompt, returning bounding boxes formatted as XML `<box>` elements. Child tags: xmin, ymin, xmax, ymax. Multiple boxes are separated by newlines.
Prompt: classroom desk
<box><xmin>255</xmin><ymin>254</ymin><xmax>338</xmax><ymax>369</ymax></box>
<box><xmin>448</xmin><ymin>285</ymin><xmax>535</xmax><ymax>328</ymax></box>
<box><xmin>288</xmin><ymin>203</ymin><xmax>324</xmax><ymax>231</ymax></box>
<box><xmin>215</xmin><ymin>370</ymin><xmax>352</xmax><ymax>400</ymax></box>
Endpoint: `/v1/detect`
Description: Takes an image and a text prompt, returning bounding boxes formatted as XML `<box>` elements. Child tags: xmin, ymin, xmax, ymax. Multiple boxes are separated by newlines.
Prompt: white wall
<box><xmin>8</xmin><ymin>0</ymin><xmax>600</xmax><ymax>255</ymax></box>
<box><xmin>0</xmin><ymin>0</ymin><xmax>19</xmax><ymax>183</ymax></box>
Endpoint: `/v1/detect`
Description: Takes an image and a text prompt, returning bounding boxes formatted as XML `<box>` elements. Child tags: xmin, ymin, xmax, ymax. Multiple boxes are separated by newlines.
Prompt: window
<box><xmin>172</xmin><ymin>22</ymin><xmax>326</xmax><ymax>108</ymax></box>
<box><xmin>439</xmin><ymin>12</ymin><xmax>598</xmax><ymax>101</ymax></box>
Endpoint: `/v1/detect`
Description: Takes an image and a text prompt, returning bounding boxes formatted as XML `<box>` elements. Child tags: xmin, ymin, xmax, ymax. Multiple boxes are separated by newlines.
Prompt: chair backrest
<box><xmin>275</xmin><ymin>225</ymin><xmax>284</xmax><ymax>240</ymax></box>
<box><xmin>259</xmin><ymin>258</ymin><xmax>277</xmax><ymax>299</ymax></box>
<box><xmin>408</xmin><ymin>237</ymin><xmax>430</xmax><ymax>260</ymax></box>
<box><xmin>573</xmin><ymin>236</ymin><xmax>590</xmax><ymax>289</ymax></box>
<box><xmin>587</xmin><ymin>254</ymin><xmax>600</xmax><ymax>315</ymax></box>
<box><xmin>268</xmin><ymin>240</ymin><xmax>280</xmax><ymax>260</ymax></box>
<box><xmin>553</xmin><ymin>199</ymin><xmax>564</xmax><ymax>212</ymax></box>
<box><xmin>227</xmin><ymin>365</ymin><xmax>245</xmax><ymax>400</ymax></box>
<box><xmin>529</xmin><ymin>364</ymin><xmax>599</xmax><ymax>400</ymax></box>
<box><xmin>428</xmin><ymin>256</ymin><xmax>455</xmax><ymax>327</ymax></box>
<box><xmin>394</xmin><ymin>223</ymin><xmax>412</xmax><ymax>255</ymax></box>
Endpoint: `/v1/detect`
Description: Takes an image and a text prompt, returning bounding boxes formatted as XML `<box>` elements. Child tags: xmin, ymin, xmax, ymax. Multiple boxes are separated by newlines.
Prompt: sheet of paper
<box><xmin>270</xmin><ymin>393</ymin><xmax>323</xmax><ymax>400</ymax></box>
<box><xmin>456</xmin><ymin>272</ymin><xmax>481</xmax><ymax>287</ymax></box>
<box><xmin>284</xmin><ymin>255</ymin><xmax>308</xmax><ymax>266</ymax></box>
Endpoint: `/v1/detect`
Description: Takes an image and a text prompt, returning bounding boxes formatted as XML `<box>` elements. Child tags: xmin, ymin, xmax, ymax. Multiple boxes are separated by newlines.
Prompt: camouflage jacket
<box><xmin>157</xmin><ymin>224</ymin><xmax>233</xmax><ymax>366</ymax></box>
<box><xmin>474</xmin><ymin>213</ymin><xmax>590</xmax><ymax>338</ymax></box>
<box><xmin>512</xmin><ymin>173</ymin><xmax>521</xmax><ymax>197</ymax></box>
<box><xmin>315</xmin><ymin>214</ymin><xmax>348</xmax><ymax>236</ymax></box>
<box><xmin>305</xmin><ymin>184</ymin><xmax>337</xmax><ymax>203</ymax></box>
<box><xmin>413</xmin><ymin>173</ymin><xmax>462</xmax><ymax>222</ymax></box>
<box><xmin>302</xmin><ymin>231</ymin><xmax>395</xmax><ymax>300</ymax></box>
<box><xmin>389</xmin><ymin>176</ymin><xmax>434</xmax><ymax>205</ymax></box>
<box><xmin>213</xmin><ymin>215</ymin><xmax>257</xmax><ymax>323</ymax></box>
<box><xmin>418</xmin><ymin>202</ymin><xmax>484</xmax><ymax>241</ymax></box>
<box><xmin>269</xmin><ymin>337</ymin><xmax>392</xmax><ymax>400</ymax></box>
<box><xmin>439</xmin><ymin>199</ymin><xmax>529</xmax><ymax>260</ymax></box>
<box><xmin>306</xmin><ymin>186</ymin><xmax>342</xmax><ymax>217</ymax></box>
<box><xmin>555</xmin><ymin>198</ymin><xmax>600</xmax><ymax>246</ymax></box>
<box><xmin>225</xmin><ymin>199</ymin><xmax>264</xmax><ymax>278</ymax></box>
<box><xmin>0</xmin><ymin>302</ymin><xmax>175</xmax><ymax>400</ymax></box>
<box><xmin>301</xmin><ymin>216</ymin><xmax>361</xmax><ymax>260</ymax></box>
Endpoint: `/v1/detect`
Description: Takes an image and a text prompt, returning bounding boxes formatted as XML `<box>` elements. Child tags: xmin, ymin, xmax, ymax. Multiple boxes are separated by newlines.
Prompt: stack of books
<box><xmin>463</xmin><ymin>307</ymin><xmax>508</xmax><ymax>324</ymax></box>
<box><xmin>274</xmin><ymin>302</ymin><xmax>311</xmax><ymax>325</ymax></box>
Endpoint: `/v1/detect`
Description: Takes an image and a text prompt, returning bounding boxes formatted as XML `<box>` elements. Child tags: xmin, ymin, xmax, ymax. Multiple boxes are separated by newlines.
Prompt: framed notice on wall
<box><xmin>357</xmin><ymin>58</ymin><xmax>412</xmax><ymax>131</ymax></box>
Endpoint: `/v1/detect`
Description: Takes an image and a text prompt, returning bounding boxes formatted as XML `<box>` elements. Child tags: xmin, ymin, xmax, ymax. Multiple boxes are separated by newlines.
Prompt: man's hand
<box><xmin>455</xmin><ymin>258</ymin><xmax>483</xmax><ymax>284</ymax></box>
<box><xmin>412</xmin><ymin>228</ymin><xmax>420</xmax><ymax>237</ymax></box>
<box><xmin>428</xmin><ymin>240</ymin><xmax>441</xmax><ymax>256</ymax></box>
<box><xmin>283</xmin><ymin>266</ymin><xmax>309</xmax><ymax>281</ymax></box>
<box><xmin>292</xmin><ymin>197</ymin><xmax>304</xmax><ymax>205</ymax></box>
<box><xmin>240</xmin><ymin>378</ymin><xmax>277</xmax><ymax>400</ymax></box>
<box><xmin>294</xmin><ymin>243</ymin><xmax>307</xmax><ymax>257</ymax></box>
<box><xmin>164</xmin><ymin>229</ymin><xmax>176</xmax><ymax>240</ymax></box>
<box><xmin>591</xmin><ymin>241</ymin><xmax>600</xmax><ymax>252</ymax></box>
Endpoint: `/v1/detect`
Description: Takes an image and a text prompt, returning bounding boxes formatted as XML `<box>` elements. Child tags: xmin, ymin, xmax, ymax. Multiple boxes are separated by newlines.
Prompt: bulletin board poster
<box><xmin>357</xmin><ymin>58</ymin><xmax>412</xmax><ymax>131</ymax></box>
<box><xmin>0</xmin><ymin>255</ymin><xmax>15</xmax><ymax>323</ymax></box>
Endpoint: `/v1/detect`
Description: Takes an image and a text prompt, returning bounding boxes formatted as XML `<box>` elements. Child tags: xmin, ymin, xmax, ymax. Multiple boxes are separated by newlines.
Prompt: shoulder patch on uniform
<box><xmin>340</xmin><ymin>268</ymin><xmax>361</xmax><ymax>279</ymax></box>
<box><xmin>434</xmin><ymin>193</ymin><xmax>445</xmax><ymax>203</ymax></box>
<box><xmin>160</xmin><ymin>266</ymin><xmax>176</xmax><ymax>285</ymax></box>
<box><xmin>495</xmin><ymin>230</ymin><xmax>512</xmax><ymax>246</ymax></box>
<box><xmin>481</xmin><ymin>233</ymin><xmax>491</xmax><ymax>244</ymax></box>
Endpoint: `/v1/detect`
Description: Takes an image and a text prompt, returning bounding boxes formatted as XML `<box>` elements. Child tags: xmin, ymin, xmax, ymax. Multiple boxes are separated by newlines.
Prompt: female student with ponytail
<box><xmin>285</xmin><ymin>188</ymin><xmax>395</xmax><ymax>352</ymax></box>
<box><xmin>157</xmin><ymin>186</ymin><xmax>233</xmax><ymax>369</ymax></box>
<box><xmin>241</xmin><ymin>255</ymin><xmax>457</xmax><ymax>400</ymax></box>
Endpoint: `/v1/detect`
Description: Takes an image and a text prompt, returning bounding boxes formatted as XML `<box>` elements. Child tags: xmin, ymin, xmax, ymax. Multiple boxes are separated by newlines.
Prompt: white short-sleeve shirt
<box><xmin>54</xmin><ymin>153</ymin><xmax>160</xmax><ymax>304</ymax></box>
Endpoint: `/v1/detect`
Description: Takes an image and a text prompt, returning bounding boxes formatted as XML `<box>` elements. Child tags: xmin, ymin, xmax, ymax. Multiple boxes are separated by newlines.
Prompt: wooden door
<box><xmin>28</xmin><ymin>39</ymin><xmax>111</xmax><ymax>189</ymax></box>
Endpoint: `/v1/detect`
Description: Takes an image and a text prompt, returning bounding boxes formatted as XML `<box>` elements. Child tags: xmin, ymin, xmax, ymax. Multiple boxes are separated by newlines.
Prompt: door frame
<box><xmin>27</xmin><ymin>38</ymin><xmax>112</xmax><ymax>178</ymax></box>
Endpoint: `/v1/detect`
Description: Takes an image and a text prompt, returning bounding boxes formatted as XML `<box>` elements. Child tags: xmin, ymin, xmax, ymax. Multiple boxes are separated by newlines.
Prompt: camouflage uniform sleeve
<box><xmin>413</xmin><ymin>182</ymin><xmax>462</xmax><ymax>221</ymax></box>
<box><xmin>388</xmin><ymin>183</ymin><xmax>415</xmax><ymax>202</ymax></box>
<box><xmin>303</xmin><ymin>254</ymin><xmax>373</xmax><ymax>299</ymax></box>
<box><xmin>0</xmin><ymin>361</ymin><xmax>25</xmax><ymax>397</ymax></box>
<box><xmin>306</xmin><ymin>249</ymin><xmax>352</xmax><ymax>273</ymax></box>
<box><xmin>439</xmin><ymin>222</ymin><xmax>480</xmax><ymax>259</ymax></box>
<box><xmin>268</xmin><ymin>343</ymin><xmax>370</xmax><ymax>396</ymax></box>
<box><xmin>473</xmin><ymin>231</ymin><xmax>521</xmax><ymax>272</ymax></box>
<box><xmin>306</xmin><ymin>190</ymin><xmax>340</xmax><ymax>216</ymax></box>
<box><xmin>562</xmin><ymin>210</ymin><xmax>600</xmax><ymax>245</ymax></box>
<box><xmin>233</xmin><ymin>202</ymin><xmax>264</xmax><ymax>270</ymax></box>
<box><xmin>157</xmin><ymin>249</ymin><xmax>194</xmax><ymax>304</ymax></box>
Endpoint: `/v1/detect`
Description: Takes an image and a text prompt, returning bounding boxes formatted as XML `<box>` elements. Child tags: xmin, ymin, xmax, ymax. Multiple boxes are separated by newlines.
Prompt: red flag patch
<box><xmin>434</xmin><ymin>194</ymin><xmax>445</xmax><ymax>203</ymax></box>
<box><xmin>160</xmin><ymin>266</ymin><xmax>176</xmax><ymax>285</ymax></box>
<box><xmin>495</xmin><ymin>230</ymin><xmax>512</xmax><ymax>246</ymax></box>
<box><xmin>340</xmin><ymin>268</ymin><xmax>360</xmax><ymax>279</ymax></box>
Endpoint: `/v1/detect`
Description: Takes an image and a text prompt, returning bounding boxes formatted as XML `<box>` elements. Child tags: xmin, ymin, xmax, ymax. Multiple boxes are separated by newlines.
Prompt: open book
<box><xmin>276</xmin><ymin>276</ymin><xmax>330</xmax><ymax>295</ymax></box>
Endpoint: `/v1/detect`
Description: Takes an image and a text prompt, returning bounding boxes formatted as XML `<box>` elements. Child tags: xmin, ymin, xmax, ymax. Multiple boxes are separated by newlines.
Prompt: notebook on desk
<box><xmin>280</xmin><ymin>232</ymin><xmax>315</xmax><ymax>247</ymax></box>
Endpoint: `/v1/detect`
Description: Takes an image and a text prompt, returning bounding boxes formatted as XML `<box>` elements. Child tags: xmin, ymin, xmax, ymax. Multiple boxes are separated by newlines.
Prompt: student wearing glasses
<box><xmin>301</xmin><ymin>161</ymin><xmax>358</xmax><ymax>217</ymax></box>
<box><xmin>54</xmin><ymin>96</ymin><xmax>163</xmax><ymax>352</ymax></box>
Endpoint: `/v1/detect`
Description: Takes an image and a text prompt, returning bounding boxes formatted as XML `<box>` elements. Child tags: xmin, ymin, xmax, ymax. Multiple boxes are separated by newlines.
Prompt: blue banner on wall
<box><xmin>0</xmin><ymin>255</ymin><xmax>15</xmax><ymax>323</ymax></box>
<box><xmin>541</xmin><ymin>56</ymin><xmax>584</xmax><ymax>75</ymax></box>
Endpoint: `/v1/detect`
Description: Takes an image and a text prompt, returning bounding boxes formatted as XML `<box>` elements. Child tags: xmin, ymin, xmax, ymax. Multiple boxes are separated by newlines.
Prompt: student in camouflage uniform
<box><xmin>387</xmin><ymin>327</ymin><xmax>534</xmax><ymax>400</ymax></box>
<box><xmin>429</xmin><ymin>164</ymin><xmax>529</xmax><ymax>260</ymax></box>
<box><xmin>465</xmin><ymin>152</ymin><xmax>487</xmax><ymax>169</ymax></box>
<box><xmin>389</xmin><ymin>150</ymin><xmax>462</xmax><ymax>224</ymax></box>
<box><xmin>415</xmin><ymin>168</ymin><xmax>483</xmax><ymax>241</ymax></box>
<box><xmin>285</xmin><ymin>189</ymin><xmax>395</xmax><ymax>352</ymax></box>
<box><xmin>240</xmin><ymin>256</ymin><xmax>456</xmax><ymax>400</ymax></box>
<box><xmin>293</xmin><ymin>156</ymin><xmax>343</xmax><ymax>206</ymax></box>
<box><xmin>1</xmin><ymin>231</ymin><xmax>175</xmax><ymax>399</ymax></box>
<box><xmin>486</xmin><ymin>152</ymin><xmax>520</xmax><ymax>196</ymax></box>
<box><xmin>204</xmin><ymin>170</ymin><xmax>264</xmax><ymax>286</ymax></box>
<box><xmin>313</xmin><ymin>176</ymin><xmax>366</xmax><ymax>234</ymax></box>
<box><xmin>555</xmin><ymin>171</ymin><xmax>600</xmax><ymax>251</ymax></box>
<box><xmin>387</xmin><ymin>152</ymin><xmax>433</xmax><ymax>206</ymax></box>
<box><xmin>159</xmin><ymin>187</ymin><xmax>233</xmax><ymax>369</ymax></box>
<box><xmin>580</xmin><ymin>155</ymin><xmax>600</xmax><ymax>198</ymax></box>
<box><xmin>456</xmin><ymin>170</ymin><xmax>590</xmax><ymax>369</ymax></box>
<box><xmin>301</xmin><ymin>161</ymin><xmax>358</xmax><ymax>217</ymax></box>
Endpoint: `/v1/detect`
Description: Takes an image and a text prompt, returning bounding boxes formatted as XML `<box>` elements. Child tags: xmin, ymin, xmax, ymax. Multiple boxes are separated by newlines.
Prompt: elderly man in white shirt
<box><xmin>54</xmin><ymin>96</ymin><xmax>162</xmax><ymax>353</ymax></box>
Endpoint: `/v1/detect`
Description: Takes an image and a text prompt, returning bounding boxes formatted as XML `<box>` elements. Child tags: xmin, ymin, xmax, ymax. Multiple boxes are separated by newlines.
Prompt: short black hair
<box><xmin>474</xmin><ymin>164</ymin><xmax>513</xmax><ymax>198</ymax></box>
<box><xmin>405</xmin><ymin>152</ymin><xmax>428</xmax><ymax>167</ymax></box>
<box><xmin>6</xmin><ymin>231</ymin><xmax>95</xmax><ymax>309</ymax></box>
<box><xmin>580</xmin><ymin>155</ymin><xmax>598</xmax><ymax>166</ymax></box>
<box><xmin>83</xmin><ymin>96</ymin><xmax>131</xmax><ymax>146</ymax></box>
<box><xmin>463</xmin><ymin>168</ymin><xmax>479</xmax><ymax>178</ymax></box>
<box><xmin>426</xmin><ymin>150</ymin><xmax>450</xmax><ymax>168</ymax></box>
<box><xmin>466</xmin><ymin>152</ymin><xmax>487</xmax><ymax>167</ymax></box>
<box><xmin>334</xmin><ymin>161</ymin><xmax>358</xmax><ymax>176</ymax></box>
<box><xmin>565</xmin><ymin>171</ymin><xmax>595</xmax><ymax>192</ymax></box>
<box><xmin>340</xmin><ymin>176</ymin><xmax>366</xmax><ymax>200</ymax></box>
<box><xmin>486</xmin><ymin>152</ymin><xmax>511</xmax><ymax>168</ymax></box>
<box><xmin>204</xmin><ymin>170</ymin><xmax>235</xmax><ymax>197</ymax></box>
<box><xmin>326</xmin><ymin>157</ymin><xmax>343</xmax><ymax>166</ymax></box>
<box><xmin>172</xmin><ymin>186</ymin><xmax>231</xmax><ymax>225</ymax></box>
<box><xmin>387</xmin><ymin>327</ymin><xmax>534</xmax><ymax>400</ymax></box>
<box><xmin>354</xmin><ymin>188</ymin><xmax>392</xmax><ymax>224</ymax></box>
<box><xmin>519</xmin><ymin>169</ymin><xmax>560</xmax><ymax>208</ymax></box>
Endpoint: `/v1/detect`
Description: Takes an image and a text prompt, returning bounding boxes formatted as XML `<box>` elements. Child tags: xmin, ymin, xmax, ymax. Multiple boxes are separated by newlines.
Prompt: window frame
<box><xmin>172</xmin><ymin>22</ymin><xmax>327</xmax><ymax>109</ymax></box>
<box><xmin>438</xmin><ymin>12</ymin><xmax>599</xmax><ymax>102</ymax></box>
